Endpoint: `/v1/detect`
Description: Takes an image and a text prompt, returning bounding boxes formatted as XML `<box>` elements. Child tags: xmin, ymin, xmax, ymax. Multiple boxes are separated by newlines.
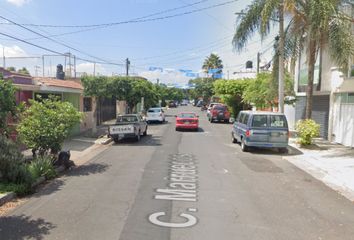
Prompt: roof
<box><xmin>34</xmin><ymin>77</ymin><xmax>83</xmax><ymax>90</ymax></box>
<box><xmin>239</xmin><ymin>110</ymin><xmax>286</xmax><ymax>115</ymax></box>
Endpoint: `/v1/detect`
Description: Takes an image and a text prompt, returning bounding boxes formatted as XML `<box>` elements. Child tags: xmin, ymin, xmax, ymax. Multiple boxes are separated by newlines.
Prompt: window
<box><xmin>83</xmin><ymin>97</ymin><xmax>92</xmax><ymax>112</ymax></box>
<box><xmin>252</xmin><ymin>115</ymin><xmax>268</xmax><ymax>127</ymax></box>
<box><xmin>148</xmin><ymin>108</ymin><xmax>161</xmax><ymax>113</ymax></box>
<box><xmin>242</xmin><ymin>114</ymin><xmax>249</xmax><ymax>125</ymax></box>
<box><xmin>340</xmin><ymin>93</ymin><xmax>354</xmax><ymax>104</ymax></box>
<box><xmin>117</xmin><ymin>116</ymin><xmax>138</xmax><ymax>122</ymax></box>
<box><xmin>270</xmin><ymin>115</ymin><xmax>287</xmax><ymax>128</ymax></box>
<box><xmin>236</xmin><ymin>112</ymin><xmax>242</xmax><ymax>123</ymax></box>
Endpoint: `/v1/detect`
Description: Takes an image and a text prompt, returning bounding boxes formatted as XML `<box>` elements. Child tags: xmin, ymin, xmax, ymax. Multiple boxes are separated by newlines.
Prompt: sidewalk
<box><xmin>285</xmin><ymin>138</ymin><xmax>354</xmax><ymax>202</ymax></box>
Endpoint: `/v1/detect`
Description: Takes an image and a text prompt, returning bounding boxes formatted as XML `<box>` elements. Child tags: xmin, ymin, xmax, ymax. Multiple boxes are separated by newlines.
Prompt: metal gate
<box><xmin>96</xmin><ymin>97</ymin><xmax>116</xmax><ymax>125</ymax></box>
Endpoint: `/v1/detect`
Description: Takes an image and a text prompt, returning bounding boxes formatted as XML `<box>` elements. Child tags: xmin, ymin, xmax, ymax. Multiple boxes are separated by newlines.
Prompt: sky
<box><xmin>0</xmin><ymin>0</ymin><xmax>278</xmax><ymax>85</ymax></box>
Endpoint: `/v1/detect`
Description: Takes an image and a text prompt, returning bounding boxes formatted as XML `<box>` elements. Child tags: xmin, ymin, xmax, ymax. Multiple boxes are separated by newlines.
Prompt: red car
<box><xmin>175</xmin><ymin>112</ymin><xmax>199</xmax><ymax>131</ymax></box>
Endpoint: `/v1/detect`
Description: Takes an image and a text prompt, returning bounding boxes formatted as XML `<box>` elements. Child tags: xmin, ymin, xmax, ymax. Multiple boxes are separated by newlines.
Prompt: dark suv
<box><xmin>208</xmin><ymin>104</ymin><xmax>230</xmax><ymax>123</ymax></box>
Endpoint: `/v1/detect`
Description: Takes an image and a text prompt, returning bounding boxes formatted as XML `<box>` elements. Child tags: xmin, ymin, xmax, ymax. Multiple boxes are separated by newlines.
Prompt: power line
<box><xmin>0</xmin><ymin>15</ymin><xmax>123</xmax><ymax>66</ymax></box>
<box><xmin>0</xmin><ymin>0</ymin><xmax>236</xmax><ymax>29</ymax></box>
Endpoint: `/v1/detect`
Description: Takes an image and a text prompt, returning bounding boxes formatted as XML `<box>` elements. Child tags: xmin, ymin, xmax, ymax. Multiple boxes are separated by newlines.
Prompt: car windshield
<box><xmin>148</xmin><ymin>109</ymin><xmax>161</xmax><ymax>113</ymax></box>
<box><xmin>178</xmin><ymin>113</ymin><xmax>196</xmax><ymax>118</ymax></box>
<box><xmin>116</xmin><ymin>116</ymin><xmax>138</xmax><ymax>122</ymax></box>
<box><xmin>214</xmin><ymin>105</ymin><xmax>227</xmax><ymax>111</ymax></box>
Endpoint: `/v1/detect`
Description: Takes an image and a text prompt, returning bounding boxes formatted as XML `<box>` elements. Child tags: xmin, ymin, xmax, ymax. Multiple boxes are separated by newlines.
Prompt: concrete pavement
<box><xmin>285</xmin><ymin>138</ymin><xmax>354</xmax><ymax>202</ymax></box>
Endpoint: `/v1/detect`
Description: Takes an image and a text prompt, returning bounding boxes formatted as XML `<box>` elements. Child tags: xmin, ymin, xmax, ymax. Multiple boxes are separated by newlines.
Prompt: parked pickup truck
<box><xmin>108</xmin><ymin>114</ymin><xmax>148</xmax><ymax>143</ymax></box>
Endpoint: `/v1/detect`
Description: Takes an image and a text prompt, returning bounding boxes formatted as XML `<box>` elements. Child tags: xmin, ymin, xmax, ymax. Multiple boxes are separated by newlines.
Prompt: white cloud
<box><xmin>139</xmin><ymin>70</ymin><xmax>192</xmax><ymax>85</ymax></box>
<box><xmin>76</xmin><ymin>62</ymin><xmax>107</xmax><ymax>76</ymax></box>
<box><xmin>6</xmin><ymin>0</ymin><xmax>30</xmax><ymax>7</ymax></box>
<box><xmin>1</xmin><ymin>44</ymin><xmax>28</xmax><ymax>57</ymax></box>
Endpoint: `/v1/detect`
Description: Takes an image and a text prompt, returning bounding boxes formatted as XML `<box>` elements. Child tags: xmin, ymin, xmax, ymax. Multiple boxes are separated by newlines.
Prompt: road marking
<box><xmin>148</xmin><ymin>154</ymin><xmax>199</xmax><ymax>228</ymax></box>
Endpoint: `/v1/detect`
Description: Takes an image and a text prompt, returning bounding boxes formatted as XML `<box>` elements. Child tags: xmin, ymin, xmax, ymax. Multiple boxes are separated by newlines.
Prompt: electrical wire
<box><xmin>0</xmin><ymin>0</ymin><xmax>237</xmax><ymax>28</ymax></box>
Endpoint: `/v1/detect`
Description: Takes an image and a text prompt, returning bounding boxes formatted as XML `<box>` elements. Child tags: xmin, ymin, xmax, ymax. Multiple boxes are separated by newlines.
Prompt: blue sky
<box><xmin>0</xmin><ymin>0</ymin><xmax>277</xmax><ymax>84</ymax></box>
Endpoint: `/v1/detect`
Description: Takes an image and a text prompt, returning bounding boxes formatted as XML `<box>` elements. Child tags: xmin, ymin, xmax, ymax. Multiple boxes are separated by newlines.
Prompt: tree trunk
<box><xmin>305</xmin><ymin>38</ymin><xmax>317</xmax><ymax>119</ymax></box>
<box><xmin>278</xmin><ymin>2</ymin><xmax>285</xmax><ymax>113</ymax></box>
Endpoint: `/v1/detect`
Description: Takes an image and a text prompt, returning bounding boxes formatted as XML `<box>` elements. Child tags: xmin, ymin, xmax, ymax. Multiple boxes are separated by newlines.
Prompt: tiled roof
<box><xmin>34</xmin><ymin>77</ymin><xmax>84</xmax><ymax>90</ymax></box>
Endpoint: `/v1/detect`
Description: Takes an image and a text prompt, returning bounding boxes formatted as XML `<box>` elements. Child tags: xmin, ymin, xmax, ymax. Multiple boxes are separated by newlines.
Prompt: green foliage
<box><xmin>202</xmin><ymin>53</ymin><xmax>223</xmax><ymax>77</ymax></box>
<box><xmin>0</xmin><ymin>182</ymin><xmax>31</xmax><ymax>195</ymax></box>
<box><xmin>189</xmin><ymin>78</ymin><xmax>215</xmax><ymax>102</ymax></box>
<box><xmin>81</xmin><ymin>76</ymin><xmax>159</xmax><ymax>111</ymax></box>
<box><xmin>17</xmin><ymin>97</ymin><xmax>82</xmax><ymax>155</ymax></box>
<box><xmin>213</xmin><ymin>79</ymin><xmax>249</xmax><ymax>116</ymax></box>
<box><xmin>0</xmin><ymin>135</ymin><xmax>33</xmax><ymax>187</ymax></box>
<box><xmin>296</xmin><ymin>119</ymin><xmax>320</xmax><ymax>146</ymax></box>
<box><xmin>17</xmin><ymin>67</ymin><xmax>30</xmax><ymax>75</ymax></box>
<box><xmin>6</xmin><ymin>66</ymin><xmax>16</xmax><ymax>72</ymax></box>
<box><xmin>0</xmin><ymin>78</ymin><xmax>18</xmax><ymax>134</ymax></box>
<box><xmin>28</xmin><ymin>155</ymin><xmax>57</xmax><ymax>180</ymax></box>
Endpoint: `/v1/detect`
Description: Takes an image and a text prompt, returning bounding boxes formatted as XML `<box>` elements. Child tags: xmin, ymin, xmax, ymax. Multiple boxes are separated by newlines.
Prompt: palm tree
<box><xmin>202</xmin><ymin>53</ymin><xmax>223</xmax><ymax>78</ymax></box>
<box><xmin>284</xmin><ymin>0</ymin><xmax>354</xmax><ymax>118</ymax></box>
<box><xmin>233</xmin><ymin>0</ymin><xmax>288</xmax><ymax>113</ymax></box>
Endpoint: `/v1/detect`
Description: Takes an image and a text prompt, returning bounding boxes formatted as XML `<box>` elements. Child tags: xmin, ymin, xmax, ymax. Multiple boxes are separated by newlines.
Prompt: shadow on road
<box><xmin>0</xmin><ymin>215</ymin><xmax>55</xmax><ymax>240</ymax></box>
<box><xmin>246</xmin><ymin>145</ymin><xmax>303</xmax><ymax>156</ymax></box>
<box><xmin>112</xmin><ymin>135</ymin><xmax>162</xmax><ymax>146</ymax></box>
<box><xmin>68</xmin><ymin>163</ymin><xmax>110</xmax><ymax>177</ymax></box>
<box><xmin>175</xmin><ymin>127</ymin><xmax>206</xmax><ymax>133</ymax></box>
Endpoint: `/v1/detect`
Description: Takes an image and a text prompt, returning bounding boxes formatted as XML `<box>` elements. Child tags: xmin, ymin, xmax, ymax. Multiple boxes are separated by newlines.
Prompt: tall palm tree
<box><xmin>285</xmin><ymin>0</ymin><xmax>354</xmax><ymax>118</ymax></box>
<box><xmin>233</xmin><ymin>0</ymin><xmax>288</xmax><ymax>113</ymax></box>
<box><xmin>202</xmin><ymin>53</ymin><xmax>224</xmax><ymax>78</ymax></box>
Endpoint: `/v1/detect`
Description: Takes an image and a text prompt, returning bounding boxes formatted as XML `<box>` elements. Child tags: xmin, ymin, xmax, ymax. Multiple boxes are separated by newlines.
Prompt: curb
<box><xmin>0</xmin><ymin>192</ymin><xmax>16</xmax><ymax>206</ymax></box>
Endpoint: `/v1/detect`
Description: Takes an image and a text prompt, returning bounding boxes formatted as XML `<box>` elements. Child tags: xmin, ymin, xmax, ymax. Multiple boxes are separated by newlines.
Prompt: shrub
<box><xmin>0</xmin><ymin>135</ymin><xmax>32</xmax><ymax>185</ymax></box>
<box><xmin>296</xmin><ymin>119</ymin><xmax>320</xmax><ymax>146</ymax></box>
<box><xmin>0</xmin><ymin>182</ymin><xmax>31</xmax><ymax>196</ymax></box>
<box><xmin>28</xmin><ymin>155</ymin><xmax>57</xmax><ymax>180</ymax></box>
<box><xmin>17</xmin><ymin>96</ymin><xmax>82</xmax><ymax>155</ymax></box>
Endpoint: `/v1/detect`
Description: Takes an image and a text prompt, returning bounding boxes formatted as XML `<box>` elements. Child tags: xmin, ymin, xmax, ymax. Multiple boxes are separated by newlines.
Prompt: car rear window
<box><xmin>242</xmin><ymin>113</ymin><xmax>249</xmax><ymax>125</ymax></box>
<box><xmin>252</xmin><ymin>115</ymin><xmax>268</xmax><ymax>127</ymax></box>
<box><xmin>148</xmin><ymin>109</ymin><xmax>161</xmax><ymax>113</ymax></box>
<box><xmin>270</xmin><ymin>115</ymin><xmax>287</xmax><ymax>128</ymax></box>
<box><xmin>117</xmin><ymin>116</ymin><xmax>138</xmax><ymax>122</ymax></box>
<box><xmin>178</xmin><ymin>113</ymin><xmax>196</xmax><ymax>118</ymax></box>
<box><xmin>214</xmin><ymin>105</ymin><xmax>227</xmax><ymax>110</ymax></box>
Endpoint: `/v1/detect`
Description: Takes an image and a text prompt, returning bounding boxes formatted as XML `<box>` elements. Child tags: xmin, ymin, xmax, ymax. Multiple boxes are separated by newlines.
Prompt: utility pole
<box><xmin>93</xmin><ymin>62</ymin><xmax>96</xmax><ymax>76</ymax></box>
<box><xmin>278</xmin><ymin>2</ymin><xmax>285</xmax><ymax>113</ymax></box>
<box><xmin>74</xmin><ymin>55</ymin><xmax>76</xmax><ymax>78</ymax></box>
<box><xmin>126</xmin><ymin>58</ymin><xmax>130</xmax><ymax>76</ymax></box>
<box><xmin>34</xmin><ymin>65</ymin><xmax>40</xmax><ymax>77</ymax></box>
<box><xmin>257</xmin><ymin>52</ymin><xmax>261</xmax><ymax>74</ymax></box>
<box><xmin>2</xmin><ymin>47</ymin><xmax>5</xmax><ymax>68</ymax></box>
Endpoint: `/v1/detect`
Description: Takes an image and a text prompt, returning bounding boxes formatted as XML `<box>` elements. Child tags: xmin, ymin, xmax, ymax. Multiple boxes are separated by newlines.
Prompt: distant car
<box><xmin>208</xmin><ymin>104</ymin><xmax>230</xmax><ymax>123</ymax></box>
<box><xmin>196</xmin><ymin>100</ymin><xmax>204</xmax><ymax>107</ymax></box>
<box><xmin>181</xmin><ymin>100</ymin><xmax>189</xmax><ymax>106</ymax></box>
<box><xmin>206</xmin><ymin>102</ymin><xmax>222</xmax><ymax>117</ymax></box>
<box><xmin>146</xmin><ymin>107</ymin><xmax>165</xmax><ymax>123</ymax></box>
<box><xmin>231</xmin><ymin>111</ymin><xmax>289</xmax><ymax>152</ymax></box>
<box><xmin>175</xmin><ymin>112</ymin><xmax>199</xmax><ymax>131</ymax></box>
<box><xmin>168</xmin><ymin>101</ymin><xmax>177</xmax><ymax>108</ymax></box>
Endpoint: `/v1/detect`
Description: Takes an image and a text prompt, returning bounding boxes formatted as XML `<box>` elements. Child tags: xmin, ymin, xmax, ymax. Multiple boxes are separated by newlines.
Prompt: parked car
<box><xmin>206</xmin><ymin>102</ymin><xmax>222</xmax><ymax>117</ymax></box>
<box><xmin>168</xmin><ymin>101</ymin><xmax>177</xmax><ymax>108</ymax></box>
<box><xmin>208</xmin><ymin>104</ymin><xmax>230</xmax><ymax>123</ymax></box>
<box><xmin>175</xmin><ymin>112</ymin><xmax>199</xmax><ymax>131</ymax></box>
<box><xmin>231</xmin><ymin>111</ymin><xmax>289</xmax><ymax>152</ymax></box>
<box><xmin>108</xmin><ymin>114</ymin><xmax>148</xmax><ymax>143</ymax></box>
<box><xmin>196</xmin><ymin>100</ymin><xmax>204</xmax><ymax>107</ymax></box>
<box><xmin>146</xmin><ymin>107</ymin><xmax>165</xmax><ymax>123</ymax></box>
<box><xmin>181</xmin><ymin>99</ymin><xmax>189</xmax><ymax>106</ymax></box>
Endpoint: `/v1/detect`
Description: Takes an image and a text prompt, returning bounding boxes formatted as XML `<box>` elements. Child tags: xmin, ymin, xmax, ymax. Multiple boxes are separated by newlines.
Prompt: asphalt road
<box><xmin>1</xmin><ymin>106</ymin><xmax>354</xmax><ymax>240</ymax></box>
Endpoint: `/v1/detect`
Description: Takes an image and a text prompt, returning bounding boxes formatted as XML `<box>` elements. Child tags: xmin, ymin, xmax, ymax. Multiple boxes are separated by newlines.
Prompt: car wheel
<box><xmin>231</xmin><ymin>133</ymin><xmax>237</xmax><ymax>143</ymax></box>
<box><xmin>143</xmin><ymin>127</ymin><xmax>147</xmax><ymax>136</ymax></box>
<box><xmin>113</xmin><ymin>138</ymin><xmax>119</xmax><ymax>143</ymax></box>
<box><xmin>225</xmin><ymin>119</ymin><xmax>230</xmax><ymax>123</ymax></box>
<box><xmin>136</xmin><ymin>132</ymin><xmax>141</xmax><ymax>142</ymax></box>
<box><xmin>241</xmin><ymin>139</ymin><xmax>249</xmax><ymax>152</ymax></box>
<box><xmin>175</xmin><ymin>127</ymin><xmax>179</xmax><ymax>131</ymax></box>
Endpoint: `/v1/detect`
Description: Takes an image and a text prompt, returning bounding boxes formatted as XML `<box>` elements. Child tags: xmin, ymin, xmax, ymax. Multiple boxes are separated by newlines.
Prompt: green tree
<box><xmin>0</xmin><ymin>77</ymin><xmax>18</xmax><ymax>136</ymax></box>
<box><xmin>213</xmin><ymin>79</ymin><xmax>249</xmax><ymax>116</ymax></box>
<box><xmin>18</xmin><ymin>67</ymin><xmax>30</xmax><ymax>75</ymax></box>
<box><xmin>6</xmin><ymin>66</ymin><xmax>16</xmax><ymax>72</ymax></box>
<box><xmin>17</xmin><ymin>97</ymin><xmax>82</xmax><ymax>155</ymax></box>
<box><xmin>202</xmin><ymin>53</ymin><xmax>223</xmax><ymax>78</ymax></box>
<box><xmin>189</xmin><ymin>78</ymin><xmax>215</xmax><ymax>102</ymax></box>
